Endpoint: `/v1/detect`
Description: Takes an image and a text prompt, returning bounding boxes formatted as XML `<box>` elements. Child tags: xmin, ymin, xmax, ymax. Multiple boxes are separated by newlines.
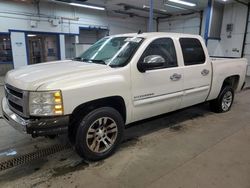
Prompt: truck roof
<box><xmin>110</xmin><ymin>32</ymin><xmax>202</xmax><ymax>39</ymax></box>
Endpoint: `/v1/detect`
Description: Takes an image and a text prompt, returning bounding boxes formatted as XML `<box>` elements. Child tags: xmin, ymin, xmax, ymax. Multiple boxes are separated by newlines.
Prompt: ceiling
<box><xmin>57</xmin><ymin>0</ymin><xmax>209</xmax><ymax>18</ymax></box>
<box><xmin>6</xmin><ymin>0</ymin><xmax>250</xmax><ymax>18</ymax></box>
<box><xmin>53</xmin><ymin>0</ymin><xmax>250</xmax><ymax>18</ymax></box>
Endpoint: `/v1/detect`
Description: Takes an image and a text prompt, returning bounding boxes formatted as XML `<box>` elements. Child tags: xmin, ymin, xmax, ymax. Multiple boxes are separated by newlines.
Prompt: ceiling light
<box><xmin>168</xmin><ymin>0</ymin><xmax>196</xmax><ymax>7</ymax></box>
<box><xmin>69</xmin><ymin>3</ymin><xmax>105</xmax><ymax>10</ymax></box>
<box><xmin>164</xmin><ymin>3</ymin><xmax>188</xmax><ymax>10</ymax></box>
<box><xmin>27</xmin><ymin>34</ymin><xmax>37</xmax><ymax>37</ymax></box>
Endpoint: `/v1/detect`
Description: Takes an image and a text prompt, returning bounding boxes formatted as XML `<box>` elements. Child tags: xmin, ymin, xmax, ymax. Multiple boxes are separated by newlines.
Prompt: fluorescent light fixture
<box><xmin>69</xmin><ymin>3</ymin><xmax>105</xmax><ymax>10</ymax></box>
<box><xmin>168</xmin><ymin>0</ymin><xmax>196</xmax><ymax>7</ymax></box>
<box><xmin>27</xmin><ymin>34</ymin><xmax>37</xmax><ymax>37</ymax></box>
<box><xmin>164</xmin><ymin>3</ymin><xmax>187</xmax><ymax>10</ymax></box>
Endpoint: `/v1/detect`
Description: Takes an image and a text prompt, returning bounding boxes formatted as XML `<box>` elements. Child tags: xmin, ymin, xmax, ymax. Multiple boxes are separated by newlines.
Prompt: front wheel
<box><xmin>75</xmin><ymin>107</ymin><xmax>124</xmax><ymax>161</ymax></box>
<box><xmin>210</xmin><ymin>86</ymin><xmax>234</xmax><ymax>113</ymax></box>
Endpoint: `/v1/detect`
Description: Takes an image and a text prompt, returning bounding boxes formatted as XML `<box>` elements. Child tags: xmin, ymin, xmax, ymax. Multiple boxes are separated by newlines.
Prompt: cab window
<box><xmin>179</xmin><ymin>38</ymin><xmax>206</xmax><ymax>66</ymax></box>
<box><xmin>139</xmin><ymin>38</ymin><xmax>178</xmax><ymax>70</ymax></box>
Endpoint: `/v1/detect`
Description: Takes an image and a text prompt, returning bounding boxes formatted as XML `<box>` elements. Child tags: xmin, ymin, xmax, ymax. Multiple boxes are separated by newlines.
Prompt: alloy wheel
<box><xmin>86</xmin><ymin>117</ymin><xmax>118</xmax><ymax>153</ymax></box>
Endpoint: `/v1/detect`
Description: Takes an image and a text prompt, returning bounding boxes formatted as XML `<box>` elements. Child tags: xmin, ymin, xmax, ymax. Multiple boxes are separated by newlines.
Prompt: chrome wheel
<box><xmin>86</xmin><ymin>117</ymin><xmax>118</xmax><ymax>153</ymax></box>
<box><xmin>221</xmin><ymin>91</ymin><xmax>233</xmax><ymax>111</ymax></box>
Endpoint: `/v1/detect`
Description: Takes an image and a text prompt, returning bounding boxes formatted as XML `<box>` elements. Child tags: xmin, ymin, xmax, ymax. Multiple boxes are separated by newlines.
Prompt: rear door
<box><xmin>179</xmin><ymin>37</ymin><xmax>212</xmax><ymax>108</ymax></box>
<box><xmin>131</xmin><ymin>37</ymin><xmax>184</xmax><ymax>122</ymax></box>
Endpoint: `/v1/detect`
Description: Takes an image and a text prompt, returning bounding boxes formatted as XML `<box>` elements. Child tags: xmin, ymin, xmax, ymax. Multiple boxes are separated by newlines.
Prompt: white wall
<box><xmin>0</xmin><ymin>1</ymin><xmax>147</xmax><ymax>68</ymax></box>
<box><xmin>207</xmin><ymin>3</ymin><xmax>248</xmax><ymax>57</ymax></box>
<box><xmin>158</xmin><ymin>12</ymin><xmax>204</xmax><ymax>35</ymax></box>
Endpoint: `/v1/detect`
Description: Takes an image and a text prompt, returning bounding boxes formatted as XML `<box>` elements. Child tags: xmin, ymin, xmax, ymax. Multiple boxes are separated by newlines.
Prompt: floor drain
<box><xmin>0</xmin><ymin>144</ymin><xmax>71</xmax><ymax>171</ymax></box>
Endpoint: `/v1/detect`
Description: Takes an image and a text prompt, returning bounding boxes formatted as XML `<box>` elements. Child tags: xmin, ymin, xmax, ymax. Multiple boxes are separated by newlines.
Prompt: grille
<box><xmin>4</xmin><ymin>84</ymin><xmax>29</xmax><ymax>118</ymax></box>
<box><xmin>8</xmin><ymin>100</ymin><xmax>23</xmax><ymax>113</ymax></box>
<box><xmin>8</xmin><ymin>87</ymin><xmax>23</xmax><ymax>98</ymax></box>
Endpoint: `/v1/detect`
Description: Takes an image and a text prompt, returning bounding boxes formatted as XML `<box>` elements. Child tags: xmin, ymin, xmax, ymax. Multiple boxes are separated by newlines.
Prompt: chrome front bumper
<box><xmin>1</xmin><ymin>97</ymin><xmax>69</xmax><ymax>137</ymax></box>
<box><xmin>2</xmin><ymin>97</ymin><xmax>27</xmax><ymax>132</ymax></box>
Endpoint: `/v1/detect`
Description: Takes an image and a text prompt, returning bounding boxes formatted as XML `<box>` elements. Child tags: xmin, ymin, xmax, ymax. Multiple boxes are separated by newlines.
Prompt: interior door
<box><xmin>179</xmin><ymin>38</ymin><xmax>212</xmax><ymax>108</ymax></box>
<box><xmin>131</xmin><ymin>38</ymin><xmax>183</xmax><ymax>122</ymax></box>
<box><xmin>29</xmin><ymin>37</ymin><xmax>43</xmax><ymax>64</ymax></box>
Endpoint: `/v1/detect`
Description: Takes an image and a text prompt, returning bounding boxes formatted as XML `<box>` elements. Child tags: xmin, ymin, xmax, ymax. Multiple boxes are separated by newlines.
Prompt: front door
<box><xmin>131</xmin><ymin>38</ymin><xmax>183</xmax><ymax>122</ymax></box>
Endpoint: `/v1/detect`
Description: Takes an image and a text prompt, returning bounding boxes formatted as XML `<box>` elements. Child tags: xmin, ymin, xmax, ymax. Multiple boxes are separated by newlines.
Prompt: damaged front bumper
<box><xmin>1</xmin><ymin>97</ymin><xmax>69</xmax><ymax>137</ymax></box>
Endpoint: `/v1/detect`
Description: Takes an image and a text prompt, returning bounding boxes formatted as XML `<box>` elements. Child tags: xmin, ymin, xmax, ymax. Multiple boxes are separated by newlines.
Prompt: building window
<box><xmin>0</xmin><ymin>34</ymin><xmax>13</xmax><ymax>64</ymax></box>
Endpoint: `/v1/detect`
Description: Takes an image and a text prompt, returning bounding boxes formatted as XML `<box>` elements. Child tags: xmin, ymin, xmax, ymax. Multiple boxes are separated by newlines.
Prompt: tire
<box><xmin>75</xmin><ymin>107</ymin><xmax>124</xmax><ymax>161</ymax></box>
<box><xmin>210</xmin><ymin>86</ymin><xmax>234</xmax><ymax>113</ymax></box>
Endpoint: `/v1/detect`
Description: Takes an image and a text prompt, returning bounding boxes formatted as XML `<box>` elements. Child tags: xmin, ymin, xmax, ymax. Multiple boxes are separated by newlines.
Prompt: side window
<box><xmin>140</xmin><ymin>38</ymin><xmax>178</xmax><ymax>69</ymax></box>
<box><xmin>179</xmin><ymin>38</ymin><xmax>206</xmax><ymax>66</ymax></box>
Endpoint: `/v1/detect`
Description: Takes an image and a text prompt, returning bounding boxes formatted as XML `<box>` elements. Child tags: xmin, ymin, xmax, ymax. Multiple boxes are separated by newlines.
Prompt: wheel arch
<box><xmin>70</xmin><ymin>96</ymin><xmax>126</xmax><ymax>122</ymax></box>
<box><xmin>68</xmin><ymin>96</ymin><xmax>127</xmax><ymax>143</ymax></box>
<box><xmin>221</xmin><ymin>75</ymin><xmax>240</xmax><ymax>91</ymax></box>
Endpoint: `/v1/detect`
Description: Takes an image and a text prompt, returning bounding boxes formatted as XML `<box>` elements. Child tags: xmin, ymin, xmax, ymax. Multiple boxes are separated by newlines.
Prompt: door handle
<box><xmin>201</xmin><ymin>69</ymin><xmax>209</xmax><ymax>76</ymax></box>
<box><xmin>170</xmin><ymin>73</ymin><xmax>182</xmax><ymax>81</ymax></box>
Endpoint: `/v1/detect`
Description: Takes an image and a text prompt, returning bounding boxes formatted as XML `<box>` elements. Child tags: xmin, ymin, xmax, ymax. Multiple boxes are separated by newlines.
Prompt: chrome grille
<box><xmin>4</xmin><ymin>84</ymin><xmax>29</xmax><ymax>118</ymax></box>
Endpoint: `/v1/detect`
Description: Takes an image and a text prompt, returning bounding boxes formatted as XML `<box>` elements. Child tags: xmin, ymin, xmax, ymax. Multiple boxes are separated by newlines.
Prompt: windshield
<box><xmin>75</xmin><ymin>36</ymin><xmax>143</xmax><ymax>67</ymax></box>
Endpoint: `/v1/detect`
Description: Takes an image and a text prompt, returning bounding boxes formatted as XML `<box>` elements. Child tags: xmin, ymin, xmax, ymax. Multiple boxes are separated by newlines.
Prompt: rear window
<box><xmin>179</xmin><ymin>38</ymin><xmax>206</xmax><ymax>66</ymax></box>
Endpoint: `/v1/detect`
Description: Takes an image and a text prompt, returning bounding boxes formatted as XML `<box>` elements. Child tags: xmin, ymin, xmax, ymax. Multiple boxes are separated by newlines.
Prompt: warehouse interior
<box><xmin>0</xmin><ymin>0</ymin><xmax>250</xmax><ymax>187</ymax></box>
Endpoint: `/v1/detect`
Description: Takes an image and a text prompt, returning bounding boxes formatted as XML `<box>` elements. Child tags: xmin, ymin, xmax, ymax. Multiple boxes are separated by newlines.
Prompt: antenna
<box><xmin>137</xmin><ymin>30</ymin><xmax>142</xmax><ymax>34</ymax></box>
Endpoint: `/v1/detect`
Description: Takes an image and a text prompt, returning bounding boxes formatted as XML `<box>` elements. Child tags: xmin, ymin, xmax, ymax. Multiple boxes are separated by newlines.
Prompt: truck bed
<box><xmin>206</xmin><ymin>57</ymin><xmax>248</xmax><ymax>101</ymax></box>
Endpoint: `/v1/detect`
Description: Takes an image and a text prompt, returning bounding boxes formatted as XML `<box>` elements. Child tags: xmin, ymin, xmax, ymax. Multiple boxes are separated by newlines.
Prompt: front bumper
<box><xmin>1</xmin><ymin>97</ymin><xmax>69</xmax><ymax>137</ymax></box>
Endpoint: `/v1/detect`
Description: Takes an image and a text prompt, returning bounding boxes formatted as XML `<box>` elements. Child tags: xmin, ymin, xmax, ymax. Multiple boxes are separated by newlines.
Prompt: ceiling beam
<box><xmin>117</xmin><ymin>3</ymin><xmax>172</xmax><ymax>17</ymax></box>
<box><xmin>234</xmin><ymin>0</ymin><xmax>249</xmax><ymax>6</ymax></box>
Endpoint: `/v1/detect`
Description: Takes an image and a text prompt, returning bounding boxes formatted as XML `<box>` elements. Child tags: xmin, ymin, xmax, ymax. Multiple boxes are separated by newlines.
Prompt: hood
<box><xmin>5</xmin><ymin>60</ymin><xmax>112</xmax><ymax>90</ymax></box>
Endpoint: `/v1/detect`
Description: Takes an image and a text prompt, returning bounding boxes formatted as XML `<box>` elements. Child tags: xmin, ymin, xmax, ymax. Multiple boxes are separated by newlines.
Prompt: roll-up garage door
<box><xmin>243</xmin><ymin>10</ymin><xmax>250</xmax><ymax>75</ymax></box>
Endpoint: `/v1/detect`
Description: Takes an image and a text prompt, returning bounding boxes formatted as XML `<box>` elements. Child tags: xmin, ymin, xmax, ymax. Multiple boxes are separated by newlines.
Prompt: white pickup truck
<box><xmin>2</xmin><ymin>32</ymin><xmax>247</xmax><ymax>161</ymax></box>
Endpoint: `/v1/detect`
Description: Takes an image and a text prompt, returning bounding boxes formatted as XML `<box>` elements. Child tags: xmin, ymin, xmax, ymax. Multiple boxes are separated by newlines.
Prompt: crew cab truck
<box><xmin>2</xmin><ymin>32</ymin><xmax>247</xmax><ymax>161</ymax></box>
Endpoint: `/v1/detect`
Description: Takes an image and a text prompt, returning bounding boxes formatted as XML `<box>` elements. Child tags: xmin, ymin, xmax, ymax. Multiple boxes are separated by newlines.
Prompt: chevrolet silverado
<box><xmin>2</xmin><ymin>32</ymin><xmax>248</xmax><ymax>160</ymax></box>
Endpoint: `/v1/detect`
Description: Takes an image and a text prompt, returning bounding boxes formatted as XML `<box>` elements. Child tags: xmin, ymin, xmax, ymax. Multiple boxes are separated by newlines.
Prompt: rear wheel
<box><xmin>210</xmin><ymin>86</ymin><xmax>234</xmax><ymax>113</ymax></box>
<box><xmin>75</xmin><ymin>107</ymin><xmax>124</xmax><ymax>161</ymax></box>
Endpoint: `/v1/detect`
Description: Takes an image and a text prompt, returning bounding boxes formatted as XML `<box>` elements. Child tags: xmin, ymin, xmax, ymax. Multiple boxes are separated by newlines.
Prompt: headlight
<box><xmin>29</xmin><ymin>90</ymin><xmax>63</xmax><ymax>116</ymax></box>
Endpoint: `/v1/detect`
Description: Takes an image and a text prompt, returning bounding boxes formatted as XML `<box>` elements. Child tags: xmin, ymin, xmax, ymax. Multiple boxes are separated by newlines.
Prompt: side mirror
<box><xmin>137</xmin><ymin>55</ymin><xmax>165</xmax><ymax>73</ymax></box>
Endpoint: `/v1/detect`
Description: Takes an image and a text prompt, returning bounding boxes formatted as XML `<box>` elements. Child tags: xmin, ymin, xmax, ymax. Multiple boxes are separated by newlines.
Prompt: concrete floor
<box><xmin>0</xmin><ymin>77</ymin><xmax>249</xmax><ymax>188</ymax></box>
<box><xmin>246</xmin><ymin>76</ymin><xmax>250</xmax><ymax>88</ymax></box>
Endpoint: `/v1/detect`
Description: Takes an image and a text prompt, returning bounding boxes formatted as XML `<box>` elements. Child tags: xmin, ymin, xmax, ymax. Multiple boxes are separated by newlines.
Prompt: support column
<box><xmin>204</xmin><ymin>0</ymin><xmax>213</xmax><ymax>45</ymax></box>
<box><xmin>74</xmin><ymin>35</ymin><xmax>79</xmax><ymax>57</ymax></box>
<box><xmin>59</xmin><ymin>34</ymin><xmax>65</xmax><ymax>60</ymax></box>
<box><xmin>148</xmin><ymin>0</ymin><xmax>154</xmax><ymax>32</ymax></box>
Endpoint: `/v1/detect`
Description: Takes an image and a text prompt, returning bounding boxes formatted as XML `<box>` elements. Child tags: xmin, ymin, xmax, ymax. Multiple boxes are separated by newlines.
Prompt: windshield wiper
<box><xmin>73</xmin><ymin>57</ymin><xmax>107</xmax><ymax>65</ymax></box>
<box><xmin>73</xmin><ymin>57</ymin><xmax>82</xmax><ymax>61</ymax></box>
<box><xmin>84</xmin><ymin>59</ymin><xmax>106</xmax><ymax>65</ymax></box>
